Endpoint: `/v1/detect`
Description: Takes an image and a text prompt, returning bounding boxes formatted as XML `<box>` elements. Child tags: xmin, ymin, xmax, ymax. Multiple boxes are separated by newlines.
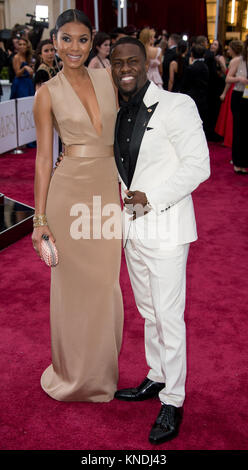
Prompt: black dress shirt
<box><xmin>117</xmin><ymin>80</ymin><xmax>150</xmax><ymax>188</ymax></box>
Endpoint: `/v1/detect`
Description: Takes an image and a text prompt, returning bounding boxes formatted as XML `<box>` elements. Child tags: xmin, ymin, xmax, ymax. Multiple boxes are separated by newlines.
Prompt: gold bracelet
<box><xmin>33</xmin><ymin>214</ymin><xmax>47</xmax><ymax>227</ymax></box>
<box><xmin>33</xmin><ymin>221</ymin><xmax>48</xmax><ymax>227</ymax></box>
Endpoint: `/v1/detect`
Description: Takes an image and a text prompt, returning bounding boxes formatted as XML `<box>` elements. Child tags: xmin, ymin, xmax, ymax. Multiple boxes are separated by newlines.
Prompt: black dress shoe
<box><xmin>114</xmin><ymin>377</ymin><xmax>165</xmax><ymax>401</ymax></box>
<box><xmin>149</xmin><ymin>404</ymin><xmax>182</xmax><ymax>444</ymax></box>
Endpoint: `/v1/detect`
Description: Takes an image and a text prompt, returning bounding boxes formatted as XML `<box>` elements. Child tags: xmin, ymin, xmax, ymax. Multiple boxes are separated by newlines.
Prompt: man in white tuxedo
<box><xmin>110</xmin><ymin>37</ymin><xmax>210</xmax><ymax>444</ymax></box>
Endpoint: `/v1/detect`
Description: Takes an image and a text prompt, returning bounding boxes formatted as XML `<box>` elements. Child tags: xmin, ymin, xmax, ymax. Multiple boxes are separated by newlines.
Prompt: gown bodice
<box><xmin>45</xmin><ymin>68</ymin><xmax>117</xmax><ymax>147</ymax></box>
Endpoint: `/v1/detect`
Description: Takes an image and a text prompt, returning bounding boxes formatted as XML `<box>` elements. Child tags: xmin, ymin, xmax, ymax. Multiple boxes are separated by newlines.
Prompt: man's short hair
<box><xmin>110</xmin><ymin>36</ymin><xmax>147</xmax><ymax>60</ymax></box>
<box><xmin>109</xmin><ymin>27</ymin><xmax>125</xmax><ymax>40</ymax></box>
<box><xmin>169</xmin><ymin>33</ymin><xmax>181</xmax><ymax>45</ymax></box>
<box><xmin>196</xmin><ymin>35</ymin><xmax>208</xmax><ymax>46</ymax></box>
<box><xmin>191</xmin><ymin>45</ymin><xmax>205</xmax><ymax>59</ymax></box>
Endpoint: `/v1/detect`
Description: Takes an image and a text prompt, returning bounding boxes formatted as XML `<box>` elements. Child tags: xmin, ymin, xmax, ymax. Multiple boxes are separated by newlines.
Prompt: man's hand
<box><xmin>124</xmin><ymin>190</ymin><xmax>150</xmax><ymax>220</ymax></box>
<box><xmin>55</xmin><ymin>154</ymin><xmax>64</xmax><ymax>169</ymax></box>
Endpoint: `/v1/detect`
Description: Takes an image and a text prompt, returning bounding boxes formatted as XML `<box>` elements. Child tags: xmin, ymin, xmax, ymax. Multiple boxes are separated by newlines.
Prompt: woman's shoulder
<box><xmin>228</xmin><ymin>55</ymin><xmax>241</xmax><ymax>72</ymax></box>
<box><xmin>34</xmin><ymin>80</ymin><xmax>52</xmax><ymax>109</ymax></box>
<box><xmin>231</xmin><ymin>55</ymin><xmax>241</xmax><ymax>65</ymax></box>
<box><xmin>37</xmin><ymin>62</ymin><xmax>49</xmax><ymax>72</ymax></box>
<box><xmin>88</xmin><ymin>56</ymin><xmax>101</xmax><ymax>68</ymax></box>
<box><xmin>12</xmin><ymin>53</ymin><xmax>20</xmax><ymax>62</ymax></box>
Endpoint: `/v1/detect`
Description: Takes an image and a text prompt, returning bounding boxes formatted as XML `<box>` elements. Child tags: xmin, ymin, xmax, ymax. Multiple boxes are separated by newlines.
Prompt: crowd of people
<box><xmin>0</xmin><ymin>21</ymin><xmax>247</xmax><ymax>172</ymax></box>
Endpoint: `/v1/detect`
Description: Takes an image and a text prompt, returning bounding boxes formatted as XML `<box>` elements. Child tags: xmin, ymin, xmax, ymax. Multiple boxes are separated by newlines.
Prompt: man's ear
<box><xmin>145</xmin><ymin>59</ymin><xmax>149</xmax><ymax>73</ymax></box>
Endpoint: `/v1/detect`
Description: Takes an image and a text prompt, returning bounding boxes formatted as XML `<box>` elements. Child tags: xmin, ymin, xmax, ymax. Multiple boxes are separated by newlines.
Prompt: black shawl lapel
<box><xmin>128</xmin><ymin>101</ymin><xmax>158</xmax><ymax>187</ymax></box>
<box><xmin>114</xmin><ymin>109</ymin><xmax>128</xmax><ymax>187</ymax></box>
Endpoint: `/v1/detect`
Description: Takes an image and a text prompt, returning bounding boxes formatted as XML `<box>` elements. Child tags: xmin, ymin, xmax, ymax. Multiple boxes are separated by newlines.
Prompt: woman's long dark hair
<box><xmin>34</xmin><ymin>39</ymin><xmax>54</xmax><ymax>72</ymax></box>
<box><xmin>91</xmin><ymin>32</ymin><xmax>110</xmax><ymax>57</ymax></box>
<box><xmin>176</xmin><ymin>40</ymin><xmax>187</xmax><ymax>77</ymax></box>
<box><xmin>54</xmin><ymin>9</ymin><xmax>93</xmax><ymax>37</ymax></box>
<box><xmin>213</xmin><ymin>39</ymin><xmax>223</xmax><ymax>56</ymax></box>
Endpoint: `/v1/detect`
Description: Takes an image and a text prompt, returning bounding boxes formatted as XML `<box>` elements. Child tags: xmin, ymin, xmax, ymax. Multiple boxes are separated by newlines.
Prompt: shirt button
<box><xmin>128</xmin><ymin>118</ymin><xmax>131</xmax><ymax>122</ymax></box>
<box><xmin>127</xmin><ymin>138</ymin><xmax>130</xmax><ymax>142</ymax></box>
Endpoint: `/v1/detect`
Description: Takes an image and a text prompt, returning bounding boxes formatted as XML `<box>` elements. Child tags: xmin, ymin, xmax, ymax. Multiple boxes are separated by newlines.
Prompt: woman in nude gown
<box><xmin>32</xmin><ymin>9</ymin><xmax>123</xmax><ymax>402</ymax></box>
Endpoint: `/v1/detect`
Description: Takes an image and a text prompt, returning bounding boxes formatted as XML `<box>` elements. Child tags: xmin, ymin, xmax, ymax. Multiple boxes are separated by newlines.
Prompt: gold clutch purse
<box><xmin>40</xmin><ymin>234</ymin><xmax>59</xmax><ymax>267</ymax></box>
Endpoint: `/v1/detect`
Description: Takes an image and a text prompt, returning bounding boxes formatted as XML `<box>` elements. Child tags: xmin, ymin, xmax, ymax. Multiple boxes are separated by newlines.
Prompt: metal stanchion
<box><xmin>12</xmin><ymin>98</ymin><xmax>24</xmax><ymax>154</ymax></box>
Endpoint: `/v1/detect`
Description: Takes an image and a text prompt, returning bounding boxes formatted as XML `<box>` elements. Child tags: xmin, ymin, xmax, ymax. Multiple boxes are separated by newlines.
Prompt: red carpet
<box><xmin>0</xmin><ymin>144</ymin><xmax>248</xmax><ymax>450</ymax></box>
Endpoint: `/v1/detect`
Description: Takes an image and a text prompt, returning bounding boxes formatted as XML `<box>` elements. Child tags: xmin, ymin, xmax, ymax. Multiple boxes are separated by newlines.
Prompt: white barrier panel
<box><xmin>0</xmin><ymin>100</ymin><xmax>18</xmax><ymax>154</ymax></box>
<box><xmin>0</xmin><ymin>96</ymin><xmax>59</xmax><ymax>160</ymax></box>
<box><xmin>0</xmin><ymin>80</ymin><xmax>11</xmax><ymax>102</ymax></box>
<box><xmin>16</xmin><ymin>96</ymin><xmax>36</xmax><ymax>146</ymax></box>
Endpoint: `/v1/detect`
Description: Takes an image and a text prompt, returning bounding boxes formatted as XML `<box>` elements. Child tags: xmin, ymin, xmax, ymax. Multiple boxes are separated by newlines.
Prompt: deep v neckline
<box><xmin>61</xmin><ymin>69</ymin><xmax>103</xmax><ymax>137</ymax></box>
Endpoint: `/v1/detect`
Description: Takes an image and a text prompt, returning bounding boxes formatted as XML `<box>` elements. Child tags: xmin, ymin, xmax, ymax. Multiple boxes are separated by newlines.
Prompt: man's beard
<box><xmin>119</xmin><ymin>83</ymin><xmax>138</xmax><ymax>100</ymax></box>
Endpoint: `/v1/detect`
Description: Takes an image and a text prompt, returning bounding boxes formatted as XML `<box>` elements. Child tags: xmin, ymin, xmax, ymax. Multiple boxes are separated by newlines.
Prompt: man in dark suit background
<box><xmin>162</xmin><ymin>33</ymin><xmax>181</xmax><ymax>90</ymax></box>
<box><xmin>195</xmin><ymin>35</ymin><xmax>220</xmax><ymax>140</ymax></box>
<box><xmin>181</xmin><ymin>45</ymin><xmax>209</xmax><ymax>135</ymax></box>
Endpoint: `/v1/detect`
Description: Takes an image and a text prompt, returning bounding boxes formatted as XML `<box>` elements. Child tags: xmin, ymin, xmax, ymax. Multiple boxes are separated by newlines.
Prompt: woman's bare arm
<box><xmin>12</xmin><ymin>54</ymin><xmax>26</xmax><ymax>77</ymax></box>
<box><xmin>32</xmin><ymin>85</ymin><xmax>55</xmax><ymax>256</ymax></box>
<box><xmin>168</xmin><ymin>61</ymin><xmax>177</xmax><ymax>92</ymax></box>
<box><xmin>158</xmin><ymin>48</ymin><xmax>163</xmax><ymax>76</ymax></box>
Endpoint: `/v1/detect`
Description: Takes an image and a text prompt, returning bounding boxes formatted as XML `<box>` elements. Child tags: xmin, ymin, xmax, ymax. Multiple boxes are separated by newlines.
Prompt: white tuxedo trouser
<box><xmin>125</xmin><ymin>233</ymin><xmax>189</xmax><ymax>408</ymax></box>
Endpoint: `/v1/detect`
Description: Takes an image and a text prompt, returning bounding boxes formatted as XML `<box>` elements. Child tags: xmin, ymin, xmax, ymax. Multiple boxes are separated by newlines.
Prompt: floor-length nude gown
<box><xmin>40</xmin><ymin>68</ymin><xmax>123</xmax><ymax>402</ymax></box>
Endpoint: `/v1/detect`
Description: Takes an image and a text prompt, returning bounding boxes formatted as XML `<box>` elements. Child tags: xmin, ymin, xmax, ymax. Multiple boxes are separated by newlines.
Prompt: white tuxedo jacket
<box><xmin>114</xmin><ymin>81</ymin><xmax>210</xmax><ymax>248</ymax></box>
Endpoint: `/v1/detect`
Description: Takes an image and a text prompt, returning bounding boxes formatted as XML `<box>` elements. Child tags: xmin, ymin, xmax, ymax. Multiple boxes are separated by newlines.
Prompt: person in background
<box><xmin>168</xmin><ymin>39</ymin><xmax>188</xmax><ymax>92</ymax></box>
<box><xmin>34</xmin><ymin>39</ymin><xmax>59</xmax><ymax>84</ymax></box>
<box><xmin>0</xmin><ymin>40</ymin><xmax>8</xmax><ymax>100</ymax></box>
<box><xmin>209</xmin><ymin>39</ymin><xmax>226</xmax><ymax>134</ymax></box>
<box><xmin>5</xmin><ymin>36</ymin><xmax>19</xmax><ymax>84</ymax></box>
<box><xmin>155</xmin><ymin>29</ymin><xmax>168</xmax><ymax>55</ymax></box>
<box><xmin>10</xmin><ymin>37</ymin><xmax>34</xmax><ymax>99</ymax></box>
<box><xmin>226</xmin><ymin>38</ymin><xmax>248</xmax><ymax>174</ymax></box>
<box><xmin>88</xmin><ymin>31</ymin><xmax>111</xmax><ymax>69</ymax></box>
<box><xmin>184</xmin><ymin>37</ymin><xmax>197</xmax><ymax>68</ymax></box>
<box><xmin>210</xmin><ymin>39</ymin><xmax>226</xmax><ymax>77</ymax></box>
<box><xmin>181</xmin><ymin>45</ymin><xmax>209</xmax><ymax>135</ymax></box>
<box><xmin>49</xmin><ymin>27</ymin><xmax>63</xmax><ymax>70</ymax></box>
<box><xmin>196</xmin><ymin>35</ymin><xmax>221</xmax><ymax>141</ymax></box>
<box><xmin>139</xmin><ymin>27</ymin><xmax>163</xmax><ymax>88</ymax></box>
<box><xmin>215</xmin><ymin>40</ymin><xmax>243</xmax><ymax>149</ymax></box>
<box><xmin>123</xmin><ymin>25</ymin><xmax>137</xmax><ymax>38</ymax></box>
<box><xmin>109</xmin><ymin>27</ymin><xmax>126</xmax><ymax>45</ymax></box>
<box><xmin>162</xmin><ymin>33</ymin><xmax>181</xmax><ymax>90</ymax></box>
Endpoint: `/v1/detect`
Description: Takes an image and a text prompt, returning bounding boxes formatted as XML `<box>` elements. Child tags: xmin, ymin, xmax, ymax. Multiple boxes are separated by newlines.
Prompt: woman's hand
<box><xmin>32</xmin><ymin>225</ymin><xmax>56</xmax><ymax>259</ymax></box>
<box><xmin>24</xmin><ymin>65</ymin><xmax>33</xmax><ymax>76</ymax></box>
<box><xmin>238</xmin><ymin>76</ymin><xmax>248</xmax><ymax>85</ymax></box>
